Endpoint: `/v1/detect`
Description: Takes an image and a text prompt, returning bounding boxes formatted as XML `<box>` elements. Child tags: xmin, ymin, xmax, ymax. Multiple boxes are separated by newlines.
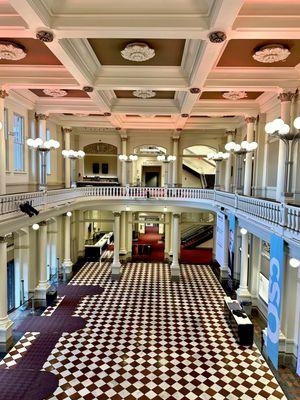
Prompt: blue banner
<box><xmin>267</xmin><ymin>234</ymin><xmax>284</xmax><ymax>370</ymax></box>
<box><xmin>228</xmin><ymin>214</ymin><xmax>235</xmax><ymax>278</ymax></box>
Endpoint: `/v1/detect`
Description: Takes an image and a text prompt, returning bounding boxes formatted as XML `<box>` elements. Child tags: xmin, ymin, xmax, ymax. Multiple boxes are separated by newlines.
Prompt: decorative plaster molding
<box><xmin>83</xmin><ymin>86</ymin><xmax>94</xmax><ymax>93</ymax></box>
<box><xmin>62</xmin><ymin>127</ymin><xmax>72</xmax><ymax>134</ymax></box>
<box><xmin>245</xmin><ymin>116</ymin><xmax>256</xmax><ymax>124</ymax></box>
<box><xmin>104</xmin><ymin>112</ymin><xmax>112</xmax><ymax>117</ymax></box>
<box><xmin>278</xmin><ymin>92</ymin><xmax>295</xmax><ymax>102</ymax></box>
<box><xmin>253</xmin><ymin>44</ymin><xmax>290</xmax><ymax>64</ymax></box>
<box><xmin>43</xmin><ymin>89</ymin><xmax>67</xmax><ymax>98</ymax></box>
<box><xmin>0</xmin><ymin>41</ymin><xmax>26</xmax><ymax>61</ymax></box>
<box><xmin>189</xmin><ymin>88</ymin><xmax>201</xmax><ymax>94</ymax></box>
<box><xmin>208</xmin><ymin>31</ymin><xmax>227</xmax><ymax>43</ymax></box>
<box><xmin>0</xmin><ymin>90</ymin><xmax>8</xmax><ymax>99</ymax></box>
<box><xmin>35</xmin><ymin>113</ymin><xmax>48</xmax><ymax>121</ymax></box>
<box><xmin>133</xmin><ymin>89</ymin><xmax>156</xmax><ymax>99</ymax></box>
<box><xmin>121</xmin><ymin>42</ymin><xmax>155</xmax><ymax>62</ymax></box>
<box><xmin>36</xmin><ymin>30</ymin><xmax>54</xmax><ymax>43</ymax></box>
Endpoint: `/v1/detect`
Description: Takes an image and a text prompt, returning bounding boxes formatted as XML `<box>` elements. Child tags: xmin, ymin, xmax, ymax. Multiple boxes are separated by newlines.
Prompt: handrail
<box><xmin>0</xmin><ymin>187</ymin><xmax>299</xmax><ymax>235</ymax></box>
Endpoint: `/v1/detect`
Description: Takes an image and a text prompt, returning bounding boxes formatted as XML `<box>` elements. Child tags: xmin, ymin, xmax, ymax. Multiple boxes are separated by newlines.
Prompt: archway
<box><xmin>132</xmin><ymin>145</ymin><xmax>167</xmax><ymax>186</ymax></box>
<box><xmin>182</xmin><ymin>145</ymin><xmax>216</xmax><ymax>188</ymax></box>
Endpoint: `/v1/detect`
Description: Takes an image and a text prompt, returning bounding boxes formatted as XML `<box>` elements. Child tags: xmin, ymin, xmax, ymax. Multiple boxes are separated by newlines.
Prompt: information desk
<box><xmin>224</xmin><ymin>296</ymin><xmax>254</xmax><ymax>346</ymax></box>
<box><xmin>85</xmin><ymin>232</ymin><xmax>113</xmax><ymax>259</ymax></box>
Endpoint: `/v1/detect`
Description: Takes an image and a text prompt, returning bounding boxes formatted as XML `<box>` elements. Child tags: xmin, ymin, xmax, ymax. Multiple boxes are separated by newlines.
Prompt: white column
<box><xmin>36</xmin><ymin>113</ymin><xmax>47</xmax><ymax>141</ymax></box>
<box><xmin>126</xmin><ymin>211</ymin><xmax>133</xmax><ymax>256</ymax></box>
<box><xmin>63</xmin><ymin>127</ymin><xmax>72</xmax><ymax>189</ymax></box>
<box><xmin>14</xmin><ymin>229</ymin><xmax>30</xmax><ymax>306</ymax></box>
<box><xmin>77</xmin><ymin>210</ymin><xmax>85</xmax><ymax>258</ymax></box>
<box><xmin>48</xmin><ymin>219</ymin><xmax>58</xmax><ymax>276</ymax></box>
<box><xmin>276</xmin><ymin>92</ymin><xmax>294</xmax><ymax>202</ymax></box>
<box><xmin>172</xmin><ymin>137</ymin><xmax>179</xmax><ymax>187</ymax></box>
<box><xmin>220</xmin><ymin>218</ymin><xmax>229</xmax><ymax>279</ymax></box>
<box><xmin>120</xmin><ymin>211</ymin><xmax>127</xmax><ymax>255</ymax></box>
<box><xmin>171</xmin><ymin>213</ymin><xmax>180</xmax><ymax>281</ymax></box>
<box><xmin>164</xmin><ymin>212</ymin><xmax>171</xmax><ymax>258</ymax></box>
<box><xmin>112</xmin><ymin>212</ymin><xmax>121</xmax><ymax>279</ymax></box>
<box><xmin>0</xmin><ymin>237</ymin><xmax>13</xmax><ymax>344</ymax></box>
<box><xmin>225</xmin><ymin>130</ymin><xmax>234</xmax><ymax>192</ymax></box>
<box><xmin>0</xmin><ymin>90</ymin><xmax>8</xmax><ymax>195</ymax></box>
<box><xmin>35</xmin><ymin>222</ymin><xmax>50</xmax><ymax>299</ymax></box>
<box><xmin>244</xmin><ymin>117</ymin><xmax>256</xmax><ymax>196</ymax></box>
<box><xmin>236</xmin><ymin>232</ymin><xmax>251</xmax><ymax>301</ymax></box>
<box><xmin>62</xmin><ymin>214</ymin><xmax>73</xmax><ymax>274</ymax></box>
<box><xmin>121</xmin><ymin>136</ymin><xmax>127</xmax><ymax>186</ymax></box>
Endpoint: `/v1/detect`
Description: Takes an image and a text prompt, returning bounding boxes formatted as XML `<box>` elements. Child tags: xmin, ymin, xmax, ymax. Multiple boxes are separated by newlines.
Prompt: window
<box><xmin>46</xmin><ymin>128</ymin><xmax>51</xmax><ymax>175</ymax></box>
<box><xmin>13</xmin><ymin>113</ymin><xmax>25</xmax><ymax>171</ymax></box>
<box><xmin>4</xmin><ymin>108</ymin><xmax>9</xmax><ymax>171</ymax></box>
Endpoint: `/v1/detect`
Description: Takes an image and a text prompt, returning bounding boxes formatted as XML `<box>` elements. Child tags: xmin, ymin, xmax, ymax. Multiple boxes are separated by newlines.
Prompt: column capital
<box><xmin>35</xmin><ymin>113</ymin><xmax>48</xmax><ymax>121</ymax></box>
<box><xmin>173</xmin><ymin>213</ymin><xmax>180</xmax><ymax>218</ymax></box>
<box><xmin>278</xmin><ymin>92</ymin><xmax>295</xmax><ymax>102</ymax></box>
<box><xmin>120</xmin><ymin>134</ymin><xmax>128</xmax><ymax>141</ymax></box>
<box><xmin>113</xmin><ymin>212</ymin><xmax>121</xmax><ymax>217</ymax></box>
<box><xmin>245</xmin><ymin>116</ymin><xmax>256</xmax><ymax>124</ymax></box>
<box><xmin>0</xmin><ymin>90</ymin><xmax>8</xmax><ymax>99</ymax></box>
<box><xmin>0</xmin><ymin>236</ymin><xmax>8</xmax><ymax>243</ymax></box>
<box><xmin>172</xmin><ymin>132</ymin><xmax>180</xmax><ymax>140</ymax></box>
<box><xmin>62</xmin><ymin>127</ymin><xmax>72</xmax><ymax>134</ymax></box>
<box><xmin>225</xmin><ymin>130</ymin><xmax>235</xmax><ymax>136</ymax></box>
<box><xmin>39</xmin><ymin>221</ymin><xmax>47</xmax><ymax>226</ymax></box>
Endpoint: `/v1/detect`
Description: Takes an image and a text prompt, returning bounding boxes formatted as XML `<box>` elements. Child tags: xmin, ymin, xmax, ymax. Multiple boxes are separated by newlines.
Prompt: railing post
<box><xmin>280</xmin><ymin>202</ymin><xmax>287</xmax><ymax>227</ymax></box>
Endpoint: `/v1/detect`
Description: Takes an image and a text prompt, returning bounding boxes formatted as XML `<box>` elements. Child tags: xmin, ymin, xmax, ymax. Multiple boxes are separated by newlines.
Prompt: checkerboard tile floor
<box><xmin>5</xmin><ymin>262</ymin><xmax>288</xmax><ymax>399</ymax></box>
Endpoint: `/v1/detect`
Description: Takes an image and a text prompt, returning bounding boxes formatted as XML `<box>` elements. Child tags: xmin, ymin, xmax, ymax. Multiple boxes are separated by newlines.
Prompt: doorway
<box><xmin>142</xmin><ymin>166</ymin><xmax>161</xmax><ymax>187</ymax></box>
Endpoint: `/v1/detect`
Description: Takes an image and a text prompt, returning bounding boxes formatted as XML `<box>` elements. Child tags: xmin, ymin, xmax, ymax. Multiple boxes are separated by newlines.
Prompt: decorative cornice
<box><xmin>278</xmin><ymin>92</ymin><xmax>295</xmax><ymax>102</ymax></box>
<box><xmin>35</xmin><ymin>113</ymin><xmax>48</xmax><ymax>121</ymax></box>
<box><xmin>0</xmin><ymin>89</ymin><xmax>8</xmax><ymax>99</ymax></box>
<box><xmin>245</xmin><ymin>117</ymin><xmax>256</xmax><ymax>124</ymax></box>
<box><xmin>208</xmin><ymin>31</ymin><xmax>227</xmax><ymax>43</ymax></box>
<box><xmin>36</xmin><ymin>30</ymin><xmax>54</xmax><ymax>43</ymax></box>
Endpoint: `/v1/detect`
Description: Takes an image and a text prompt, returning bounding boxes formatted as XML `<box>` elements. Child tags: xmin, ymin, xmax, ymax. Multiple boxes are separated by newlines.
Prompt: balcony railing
<box><xmin>0</xmin><ymin>186</ymin><xmax>299</xmax><ymax>235</ymax></box>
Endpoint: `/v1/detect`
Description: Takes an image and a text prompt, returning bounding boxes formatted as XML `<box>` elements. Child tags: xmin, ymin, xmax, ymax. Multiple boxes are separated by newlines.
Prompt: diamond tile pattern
<box><xmin>41</xmin><ymin>261</ymin><xmax>286</xmax><ymax>400</ymax></box>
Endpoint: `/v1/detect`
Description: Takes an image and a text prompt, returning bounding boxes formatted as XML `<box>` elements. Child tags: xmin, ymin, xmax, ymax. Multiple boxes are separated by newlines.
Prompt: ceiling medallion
<box><xmin>83</xmin><ymin>86</ymin><xmax>94</xmax><ymax>92</ymax></box>
<box><xmin>190</xmin><ymin>88</ymin><xmax>201</xmax><ymax>94</ymax></box>
<box><xmin>133</xmin><ymin>89</ymin><xmax>156</xmax><ymax>99</ymax></box>
<box><xmin>43</xmin><ymin>89</ymin><xmax>68</xmax><ymax>97</ymax></box>
<box><xmin>0</xmin><ymin>41</ymin><xmax>26</xmax><ymax>61</ymax></box>
<box><xmin>253</xmin><ymin>44</ymin><xmax>290</xmax><ymax>63</ymax></box>
<box><xmin>121</xmin><ymin>42</ymin><xmax>155</xmax><ymax>62</ymax></box>
<box><xmin>36</xmin><ymin>30</ymin><xmax>54</xmax><ymax>43</ymax></box>
<box><xmin>222</xmin><ymin>91</ymin><xmax>248</xmax><ymax>101</ymax></box>
<box><xmin>208</xmin><ymin>31</ymin><xmax>227</xmax><ymax>43</ymax></box>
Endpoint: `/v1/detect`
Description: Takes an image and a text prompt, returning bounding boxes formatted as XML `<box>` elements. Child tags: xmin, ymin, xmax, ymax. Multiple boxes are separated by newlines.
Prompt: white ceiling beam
<box><xmin>111</xmin><ymin>98</ymin><xmax>179</xmax><ymax>115</ymax></box>
<box><xmin>191</xmin><ymin>101</ymin><xmax>259</xmax><ymax>117</ymax></box>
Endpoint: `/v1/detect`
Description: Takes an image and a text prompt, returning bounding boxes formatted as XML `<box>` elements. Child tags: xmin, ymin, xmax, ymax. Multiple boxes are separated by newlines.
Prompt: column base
<box><xmin>62</xmin><ymin>259</ymin><xmax>73</xmax><ymax>274</ymax></box>
<box><xmin>236</xmin><ymin>287</ymin><xmax>251</xmax><ymax>303</ymax></box>
<box><xmin>119</xmin><ymin>249</ymin><xmax>127</xmax><ymax>255</ymax></box>
<box><xmin>171</xmin><ymin>262</ymin><xmax>180</xmax><ymax>282</ymax></box>
<box><xmin>34</xmin><ymin>280</ymin><xmax>51</xmax><ymax>300</ymax></box>
<box><xmin>111</xmin><ymin>261</ymin><xmax>121</xmax><ymax>281</ymax></box>
<box><xmin>220</xmin><ymin>265</ymin><xmax>229</xmax><ymax>279</ymax></box>
<box><xmin>0</xmin><ymin>316</ymin><xmax>13</xmax><ymax>345</ymax></box>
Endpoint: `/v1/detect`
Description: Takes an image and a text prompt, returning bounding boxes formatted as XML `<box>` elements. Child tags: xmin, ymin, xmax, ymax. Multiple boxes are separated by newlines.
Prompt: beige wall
<box><xmin>84</xmin><ymin>155</ymin><xmax>117</xmax><ymax>176</ymax></box>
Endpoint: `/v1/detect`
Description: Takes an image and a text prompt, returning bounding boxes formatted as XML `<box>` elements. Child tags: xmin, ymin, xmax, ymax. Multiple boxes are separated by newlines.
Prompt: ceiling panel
<box><xmin>114</xmin><ymin>90</ymin><xmax>175</xmax><ymax>99</ymax></box>
<box><xmin>200</xmin><ymin>91</ymin><xmax>263</xmax><ymax>100</ymax></box>
<box><xmin>30</xmin><ymin>89</ymin><xmax>89</xmax><ymax>98</ymax></box>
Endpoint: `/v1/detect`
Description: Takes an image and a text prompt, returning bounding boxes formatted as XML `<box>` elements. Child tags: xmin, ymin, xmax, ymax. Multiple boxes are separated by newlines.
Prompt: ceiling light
<box><xmin>289</xmin><ymin>258</ymin><xmax>300</xmax><ymax>268</ymax></box>
<box><xmin>126</xmin><ymin>206</ymin><xmax>131</xmax><ymax>211</ymax></box>
<box><xmin>222</xmin><ymin>91</ymin><xmax>248</xmax><ymax>101</ymax></box>
<box><xmin>32</xmin><ymin>223</ymin><xmax>40</xmax><ymax>230</ymax></box>
<box><xmin>253</xmin><ymin>44</ymin><xmax>290</xmax><ymax>64</ymax></box>
<box><xmin>43</xmin><ymin>89</ymin><xmax>68</xmax><ymax>98</ymax></box>
<box><xmin>225</xmin><ymin>141</ymin><xmax>236</xmax><ymax>152</ymax></box>
<box><xmin>293</xmin><ymin>117</ymin><xmax>300</xmax><ymax>130</ymax></box>
<box><xmin>66</xmin><ymin>211</ymin><xmax>72</xmax><ymax>217</ymax></box>
<box><xmin>0</xmin><ymin>41</ymin><xmax>27</xmax><ymax>61</ymax></box>
<box><xmin>163</xmin><ymin>207</ymin><xmax>168</xmax><ymax>212</ymax></box>
<box><xmin>133</xmin><ymin>90</ymin><xmax>156</xmax><ymax>99</ymax></box>
<box><xmin>121</xmin><ymin>42</ymin><xmax>155</xmax><ymax>62</ymax></box>
<box><xmin>240</xmin><ymin>228</ymin><xmax>248</xmax><ymax>235</ymax></box>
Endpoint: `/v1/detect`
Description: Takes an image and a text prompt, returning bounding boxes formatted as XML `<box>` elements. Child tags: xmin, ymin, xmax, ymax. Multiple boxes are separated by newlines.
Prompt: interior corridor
<box><xmin>0</xmin><ymin>262</ymin><xmax>286</xmax><ymax>400</ymax></box>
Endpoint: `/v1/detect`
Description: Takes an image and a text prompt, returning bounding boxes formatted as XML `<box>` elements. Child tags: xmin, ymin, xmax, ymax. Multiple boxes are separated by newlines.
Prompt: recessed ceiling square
<box><xmin>88</xmin><ymin>39</ymin><xmax>185</xmax><ymax>66</ymax></box>
<box><xmin>200</xmin><ymin>91</ymin><xmax>263</xmax><ymax>100</ymax></box>
<box><xmin>30</xmin><ymin>89</ymin><xmax>89</xmax><ymax>98</ymax></box>
<box><xmin>114</xmin><ymin>90</ymin><xmax>175</xmax><ymax>99</ymax></box>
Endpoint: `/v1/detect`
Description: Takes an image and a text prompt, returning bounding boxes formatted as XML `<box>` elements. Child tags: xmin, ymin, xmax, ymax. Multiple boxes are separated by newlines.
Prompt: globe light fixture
<box><xmin>62</xmin><ymin>149</ymin><xmax>85</xmax><ymax>188</ymax></box>
<box><xmin>32</xmin><ymin>223</ymin><xmax>40</xmax><ymax>231</ymax></box>
<box><xmin>240</xmin><ymin>227</ymin><xmax>248</xmax><ymax>235</ymax></box>
<box><xmin>289</xmin><ymin>258</ymin><xmax>300</xmax><ymax>268</ymax></box>
<box><xmin>66</xmin><ymin>211</ymin><xmax>72</xmax><ymax>217</ymax></box>
<box><xmin>27</xmin><ymin>137</ymin><xmax>60</xmax><ymax>191</ymax></box>
<box><xmin>265</xmin><ymin>116</ymin><xmax>300</xmax><ymax>198</ymax></box>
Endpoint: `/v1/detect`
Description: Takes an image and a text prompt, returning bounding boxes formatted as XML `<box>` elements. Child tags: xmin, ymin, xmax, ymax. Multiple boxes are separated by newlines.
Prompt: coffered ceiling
<box><xmin>0</xmin><ymin>0</ymin><xmax>299</xmax><ymax>132</ymax></box>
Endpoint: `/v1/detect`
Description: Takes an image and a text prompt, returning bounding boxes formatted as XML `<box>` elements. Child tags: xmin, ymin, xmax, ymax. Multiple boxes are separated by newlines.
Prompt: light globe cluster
<box><xmin>225</xmin><ymin>141</ymin><xmax>258</xmax><ymax>153</ymax></box>
<box><xmin>27</xmin><ymin>138</ymin><xmax>60</xmax><ymax>150</ymax></box>
<box><xmin>157</xmin><ymin>155</ymin><xmax>176</xmax><ymax>162</ymax></box>
<box><xmin>207</xmin><ymin>152</ymin><xmax>229</xmax><ymax>161</ymax></box>
<box><xmin>118</xmin><ymin>154</ymin><xmax>138</xmax><ymax>161</ymax></box>
<box><xmin>62</xmin><ymin>149</ymin><xmax>85</xmax><ymax>159</ymax></box>
<box><xmin>265</xmin><ymin>117</ymin><xmax>300</xmax><ymax>136</ymax></box>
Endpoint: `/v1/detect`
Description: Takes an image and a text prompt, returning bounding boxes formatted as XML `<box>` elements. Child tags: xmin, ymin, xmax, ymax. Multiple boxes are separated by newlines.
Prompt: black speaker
<box><xmin>102</xmin><ymin>163</ymin><xmax>108</xmax><ymax>174</ymax></box>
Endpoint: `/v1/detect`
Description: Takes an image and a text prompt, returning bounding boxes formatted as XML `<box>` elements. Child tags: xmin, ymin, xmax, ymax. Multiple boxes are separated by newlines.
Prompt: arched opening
<box><xmin>182</xmin><ymin>145</ymin><xmax>216</xmax><ymax>188</ymax></box>
<box><xmin>132</xmin><ymin>145</ymin><xmax>167</xmax><ymax>187</ymax></box>
<box><xmin>81</xmin><ymin>142</ymin><xmax>119</xmax><ymax>186</ymax></box>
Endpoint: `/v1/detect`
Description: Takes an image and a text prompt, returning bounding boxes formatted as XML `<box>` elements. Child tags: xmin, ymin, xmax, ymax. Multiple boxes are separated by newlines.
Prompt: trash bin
<box><xmin>241</xmin><ymin>301</ymin><xmax>252</xmax><ymax>317</ymax></box>
<box><xmin>46</xmin><ymin>289</ymin><xmax>57</xmax><ymax>307</ymax></box>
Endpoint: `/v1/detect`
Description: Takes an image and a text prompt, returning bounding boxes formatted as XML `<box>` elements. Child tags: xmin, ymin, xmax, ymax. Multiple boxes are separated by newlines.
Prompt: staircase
<box><xmin>181</xmin><ymin>225</ymin><xmax>214</xmax><ymax>249</ymax></box>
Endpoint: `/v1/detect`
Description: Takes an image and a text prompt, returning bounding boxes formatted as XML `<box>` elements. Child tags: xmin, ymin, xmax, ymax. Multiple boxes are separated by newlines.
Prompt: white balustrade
<box><xmin>0</xmin><ymin>187</ymin><xmax>299</xmax><ymax>235</ymax></box>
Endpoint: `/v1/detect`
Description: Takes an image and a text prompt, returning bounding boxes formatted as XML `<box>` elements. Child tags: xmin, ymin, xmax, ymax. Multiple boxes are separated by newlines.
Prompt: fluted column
<box><xmin>112</xmin><ymin>212</ymin><xmax>121</xmax><ymax>279</ymax></box>
<box><xmin>0</xmin><ymin>90</ymin><xmax>8</xmax><ymax>195</ymax></box>
<box><xmin>236</xmin><ymin>232</ymin><xmax>251</xmax><ymax>301</ymax></box>
<box><xmin>63</xmin><ymin>127</ymin><xmax>72</xmax><ymax>188</ymax></box>
<box><xmin>276</xmin><ymin>92</ymin><xmax>294</xmax><ymax>202</ymax></box>
<box><xmin>164</xmin><ymin>212</ymin><xmax>171</xmax><ymax>259</ymax></box>
<box><xmin>62</xmin><ymin>213</ymin><xmax>73</xmax><ymax>274</ymax></box>
<box><xmin>35</xmin><ymin>113</ymin><xmax>48</xmax><ymax>141</ymax></box>
<box><xmin>171</xmin><ymin>213</ymin><xmax>180</xmax><ymax>281</ymax></box>
<box><xmin>77</xmin><ymin>211</ymin><xmax>85</xmax><ymax>258</ymax></box>
<box><xmin>48</xmin><ymin>219</ymin><xmax>58</xmax><ymax>276</ymax></box>
<box><xmin>220</xmin><ymin>218</ymin><xmax>229</xmax><ymax>279</ymax></box>
<box><xmin>14</xmin><ymin>229</ymin><xmax>30</xmax><ymax>307</ymax></box>
<box><xmin>172</xmin><ymin>136</ymin><xmax>179</xmax><ymax>187</ymax></box>
<box><xmin>244</xmin><ymin>117</ymin><xmax>256</xmax><ymax>196</ymax></box>
<box><xmin>35</xmin><ymin>222</ymin><xmax>50</xmax><ymax>299</ymax></box>
<box><xmin>126</xmin><ymin>211</ymin><xmax>133</xmax><ymax>257</ymax></box>
<box><xmin>120</xmin><ymin>211</ymin><xmax>127</xmax><ymax>255</ymax></box>
<box><xmin>225</xmin><ymin>130</ymin><xmax>234</xmax><ymax>192</ymax></box>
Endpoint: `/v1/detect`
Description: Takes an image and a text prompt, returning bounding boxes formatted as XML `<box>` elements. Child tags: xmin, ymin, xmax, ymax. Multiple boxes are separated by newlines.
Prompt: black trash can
<box><xmin>241</xmin><ymin>300</ymin><xmax>252</xmax><ymax>317</ymax></box>
<box><xmin>46</xmin><ymin>289</ymin><xmax>58</xmax><ymax>307</ymax></box>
